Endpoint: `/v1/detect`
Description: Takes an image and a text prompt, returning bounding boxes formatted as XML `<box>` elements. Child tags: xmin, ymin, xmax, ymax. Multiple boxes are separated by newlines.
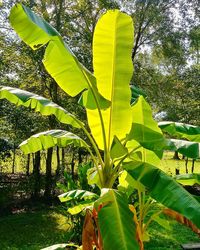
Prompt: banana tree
<box><xmin>1</xmin><ymin>4</ymin><xmax>200</xmax><ymax>249</ymax></box>
<box><xmin>159</xmin><ymin>121</ymin><xmax>200</xmax><ymax>160</ymax></box>
<box><xmin>159</xmin><ymin>121</ymin><xmax>200</xmax><ymax>201</ymax></box>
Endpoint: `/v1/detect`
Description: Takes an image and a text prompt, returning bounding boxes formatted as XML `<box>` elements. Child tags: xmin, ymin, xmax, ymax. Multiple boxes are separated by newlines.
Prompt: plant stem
<box><xmin>143</xmin><ymin>210</ymin><xmax>163</xmax><ymax>233</ymax></box>
<box><xmin>82</xmin><ymin>70</ymin><xmax>109</xmax><ymax>165</ymax></box>
<box><xmin>111</xmin><ymin>145</ymin><xmax>142</xmax><ymax>180</ymax></box>
<box><xmin>72</xmin><ymin>116</ymin><xmax>104</xmax><ymax>187</ymax></box>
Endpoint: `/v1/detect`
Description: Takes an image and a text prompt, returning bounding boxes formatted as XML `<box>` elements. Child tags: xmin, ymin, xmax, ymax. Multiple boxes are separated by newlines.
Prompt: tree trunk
<box><xmin>12</xmin><ymin>144</ymin><xmax>16</xmax><ymax>174</ymax></box>
<box><xmin>44</xmin><ymin>147</ymin><xmax>53</xmax><ymax>200</ymax></box>
<box><xmin>61</xmin><ymin>148</ymin><xmax>65</xmax><ymax>174</ymax></box>
<box><xmin>173</xmin><ymin>151</ymin><xmax>180</xmax><ymax>160</ymax></box>
<box><xmin>55</xmin><ymin>146</ymin><xmax>60</xmax><ymax>177</ymax></box>
<box><xmin>78</xmin><ymin>148</ymin><xmax>83</xmax><ymax>165</ymax></box>
<box><xmin>185</xmin><ymin>157</ymin><xmax>189</xmax><ymax>174</ymax></box>
<box><xmin>32</xmin><ymin>151</ymin><xmax>41</xmax><ymax>199</ymax></box>
<box><xmin>191</xmin><ymin>159</ymin><xmax>195</xmax><ymax>173</ymax></box>
<box><xmin>26</xmin><ymin>154</ymin><xmax>31</xmax><ymax>176</ymax></box>
<box><xmin>71</xmin><ymin>153</ymin><xmax>75</xmax><ymax>181</ymax></box>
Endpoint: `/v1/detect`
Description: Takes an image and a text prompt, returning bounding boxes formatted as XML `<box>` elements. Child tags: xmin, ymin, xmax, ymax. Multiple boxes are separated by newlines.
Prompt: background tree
<box><xmin>0</xmin><ymin>0</ymin><xmax>199</xmax><ymax>199</ymax></box>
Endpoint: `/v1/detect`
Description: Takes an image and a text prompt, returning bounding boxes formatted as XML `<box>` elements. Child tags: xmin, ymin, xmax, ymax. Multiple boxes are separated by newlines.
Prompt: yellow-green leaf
<box><xmin>128</xmin><ymin>96</ymin><xmax>165</xmax><ymax>151</ymax></box>
<box><xmin>9</xmin><ymin>4</ymin><xmax>94</xmax><ymax>97</ymax></box>
<box><xmin>20</xmin><ymin>130</ymin><xmax>87</xmax><ymax>154</ymax></box>
<box><xmin>0</xmin><ymin>86</ymin><xmax>81</xmax><ymax>128</ymax></box>
<box><xmin>87</xmin><ymin>10</ymin><xmax>134</xmax><ymax>149</ymax></box>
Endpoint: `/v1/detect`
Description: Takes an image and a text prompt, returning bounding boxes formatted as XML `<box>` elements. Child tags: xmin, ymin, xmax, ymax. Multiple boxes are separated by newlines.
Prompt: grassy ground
<box><xmin>1</xmin><ymin>150</ymin><xmax>200</xmax><ymax>175</ymax></box>
<box><xmin>0</xmin><ymin>150</ymin><xmax>60</xmax><ymax>173</ymax></box>
<box><xmin>159</xmin><ymin>151</ymin><xmax>200</xmax><ymax>175</ymax></box>
<box><xmin>0</xmin><ymin>151</ymin><xmax>199</xmax><ymax>249</ymax></box>
<box><xmin>0</xmin><ymin>207</ymin><xmax>199</xmax><ymax>250</ymax></box>
<box><xmin>145</xmin><ymin>219</ymin><xmax>200</xmax><ymax>250</ymax></box>
<box><xmin>0</xmin><ymin>208</ymin><xmax>71</xmax><ymax>250</ymax></box>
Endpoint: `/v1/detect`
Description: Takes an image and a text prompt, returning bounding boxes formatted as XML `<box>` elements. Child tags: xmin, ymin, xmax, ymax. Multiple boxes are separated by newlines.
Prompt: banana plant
<box><xmin>1</xmin><ymin>4</ymin><xmax>200</xmax><ymax>249</ymax></box>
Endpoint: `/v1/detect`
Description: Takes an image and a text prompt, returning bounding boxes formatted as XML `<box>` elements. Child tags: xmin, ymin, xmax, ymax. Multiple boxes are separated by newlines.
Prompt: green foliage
<box><xmin>0</xmin><ymin>209</ymin><xmax>71</xmax><ymax>249</ymax></box>
<box><xmin>159</xmin><ymin>121</ymin><xmax>200</xmax><ymax>142</ymax></box>
<box><xmin>2</xmin><ymin>3</ymin><xmax>200</xmax><ymax>249</ymax></box>
<box><xmin>0</xmin><ymin>207</ymin><xmax>198</xmax><ymax>250</ymax></box>
<box><xmin>167</xmin><ymin>139</ymin><xmax>200</xmax><ymax>159</ymax></box>
<box><xmin>175</xmin><ymin>173</ymin><xmax>200</xmax><ymax>186</ymax></box>
<box><xmin>19</xmin><ymin>130</ymin><xmax>88</xmax><ymax>154</ymax></box>
<box><xmin>95</xmin><ymin>189</ymin><xmax>140</xmax><ymax>250</ymax></box>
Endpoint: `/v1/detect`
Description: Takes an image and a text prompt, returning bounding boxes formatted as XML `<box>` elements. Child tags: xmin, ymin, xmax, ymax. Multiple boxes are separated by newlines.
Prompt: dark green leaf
<box><xmin>95</xmin><ymin>189</ymin><xmax>140</xmax><ymax>250</ymax></box>
<box><xmin>125</xmin><ymin>162</ymin><xmax>200</xmax><ymax>228</ymax></box>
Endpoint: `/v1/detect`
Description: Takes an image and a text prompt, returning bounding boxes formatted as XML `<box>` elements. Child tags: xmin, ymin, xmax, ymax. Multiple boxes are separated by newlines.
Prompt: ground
<box><xmin>0</xmin><ymin>207</ymin><xmax>199</xmax><ymax>250</ymax></box>
<box><xmin>0</xmin><ymin>151</ymin><xmax>199</xmax><ymax>249</ymax></box>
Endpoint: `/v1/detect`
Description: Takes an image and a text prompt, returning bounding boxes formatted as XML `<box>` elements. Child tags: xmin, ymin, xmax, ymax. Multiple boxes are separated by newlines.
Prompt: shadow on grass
<box><xmin>144</xmin><ymin>219</ymin><xmax>200</xmax><ymax>250</ymax></box>
<box><xmin>0</xmin><ymin>208</ymin><xmax>72</xmax><ymax>250</ymax></box>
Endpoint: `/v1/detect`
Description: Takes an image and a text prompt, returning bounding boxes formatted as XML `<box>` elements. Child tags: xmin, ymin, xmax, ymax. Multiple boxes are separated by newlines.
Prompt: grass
<box><xmin>0</xmin><ymin>208</ymin><xmax>72</xmax><ymax>250</ymax></box>
<box><xmin>0</xmin><ymin>150</ymin><xmax>60</xmax><ymax>173</ymax></box>
<box><xmin>159</xmin><ymin>151</ymin><xmax>200</xmax><ymax>175</ymax></box>
<box><xmin>0</xmin><ymin>151</ymin><xmax>200</xmax><ymax>249</ymax></box>
<box><xmin>1</xmin><ymin>150</ymin><xmax>200</xmax><ymax>176</ymax></box>
<box><xmin>145</xmin><ymin>218</ymin><xmax>200</xmax><ymax>250</ymax></box>
<box><xmin>0</xmin><ymin>207</ymin><xmax>199</xmax><ymax>250</ymax></box>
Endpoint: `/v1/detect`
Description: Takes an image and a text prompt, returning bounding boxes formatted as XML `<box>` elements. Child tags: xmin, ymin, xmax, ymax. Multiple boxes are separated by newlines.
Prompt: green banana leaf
<box><xmin>95</xmin><ymin>189</ymin><xmax>140</xmax><ymax>250</ymax></box>
<box><xmin>41</xmin><ymin>243</ymin><xmax>81</xmax><ymax>250</ymax></box>
<box><xmin>152</xmin><ymin>214</ymin><xmax>171</xmax><ymax>231</ymax></box>
<box><xmin>124</xmin><ymin>162</ymin><xmax>200</xmax><ymax>228</ymax></box>
<box><xmin>125</xmin><ymin>139</ymin><xmax>162</xmax><ymax>166</ymax></box>
<box><xmin>87</xmin><ymin>10</ymin><xmax>134</xmax><ymax>150</ymax></box>
<box><xmin>159</xmin><ymin>121</ymin><xmax>200</xmax><ymax>142</ymax></box>
<box><xmin>58</xmin><ymin>189</ymin><xmax>99</xmax><ymax>203</ymax></box>
<box><xmin>41</xmin><ymin>244</ymin><xmax>68</xmax><ymax>250</ymax></box>
<box><xmin>130</xmin><ymin>85</ymin><xmax>146</xmax><ymax>104</ymax></box>
<box><xmin>67</xmin><ymin>201</ymin><xmax>94</xmax><ymax>215</ymax></box>
<box><xmin>9</xmin><ymin>3</ymin><xmax>93</xmax><ymax>97</ymax></box>
<box><xmin>0</xmin><ymin>86</ymin><xmax>81</xmax><ymax>128</ymax></box>
<box><xmin>59</xmin><ymin>189</ymin><xmax>98</xmax><ymax>215</ymax></box>
<box><xmin>167</xmin><ymin>138</ymin><xmax>200</xmax><ymax>158</ymax></box>
<box><xmin>127</xmin><ymin>96</ymin><xmax>166</xmax><ymax>151</ymax></box>
<box><xmin>78</xmin><ymin>87</ymin><xmax>110</xmax><ymax>110</ymax></box>
<box><xmin>40</xmin><ymin>243</ymin><xmax>82</xmax><ymax>250</ymax></box>
<box><xmin>175</xmin><ymin>174</ymin><xmax>200</xmax><ymax>186</ymax></box>
<box><xmin>87</xmin><ymin>166</ymin><xmax>103</xmax><ymax>189</ymax></box>
<box><xmin>110</xmin><ymin>136</ymin><xmax>128</xmax><ymax>161</ymax></box>
<box><xmin>20</xmin><ymin>130</ymin><xmax>87</xmax><ymax>154</ymax></box>
<box><xmin>118</xmin><ymin>170</ymin><xmax>145</xmax><ymax>197</ymax></box>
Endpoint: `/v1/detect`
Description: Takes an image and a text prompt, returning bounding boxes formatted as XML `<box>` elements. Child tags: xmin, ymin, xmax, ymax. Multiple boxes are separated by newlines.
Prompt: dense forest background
<box><xmin>0</xmin><ymin>0</ymin><xmax>199</xmax><ymax>204</ymax></box>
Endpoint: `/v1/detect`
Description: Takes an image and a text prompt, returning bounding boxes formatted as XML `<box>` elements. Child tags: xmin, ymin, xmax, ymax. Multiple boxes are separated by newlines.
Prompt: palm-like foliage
<box><xmin>0</xmin><ymin>4</ymin><xmax>199</xmax><ymax>249</ymax></box>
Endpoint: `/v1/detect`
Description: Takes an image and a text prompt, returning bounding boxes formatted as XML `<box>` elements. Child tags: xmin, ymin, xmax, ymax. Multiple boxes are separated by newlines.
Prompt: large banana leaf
<box><xmin>167</xmin><ymin>138</ymin><xmax>200</xmax><ymax>158</ymax></box>
<box><xmin>87</xmin><ymin>10</ymin><xmax>134</xmax><ymax>149</ymax></box>
<box><xmin>58</xmin><ymin>189</ymin><xmax>99</xmax><ymax>203</ymax></box>
<box><xmin>118</xmin><ymin>170</ymin><xmax>145</xmax><ymax>197</ymax></box>
<box><xmin>159</xmin><ymin>121</ymin><xmax>200</xmax><ymax>142</ymax></box>
<box><xmin>95</xmin><ymin>189</ymin><xmax>140</xmax><ymax>250</ymax></box>
<box><xmin>9</xmin><ymin>4</ymin><xmax>93</xmax><ymax>97</ymax></box>
<box><xmin>163</xmin><ymin>209</ymin><xmax>200</xmax><ymax>236</ymax></box>
<box><xmin>0</xmin><ymin>86</ymin><xmax>81</xmax><ymax>128</ymax></box>
<box><xmin>110</xmin><ymin>136</ymin><xmax>128</xmax><ymax>161</ymax></box>
<box><xmin>59</xmin><ymin>189</ymin><xmax>98</xmax><ymax>215</ymax></box>
<box><xmin>20</xmin><ymin>130</ymin><xmax>87</xmax><ymax>154</ymax></box>
<box><xmin>67</xmin><ymin>201</ymin><xmax>94</xmax><ymax>215</ymax></box>
<box><xmin>130</xmin><ymin>85</ymin><xmax>146</xmax><ymax>104</ymax></box>
<box><xmin>127</xmin><ymin>96</ymin><xmax>166</xmax><ymax>151</ymax></box>
<box><xmin>41</xmin><ymin>243</ymin><xmax>81</xmax><ymax>250</ymax></box>
<box><xmin>124</xmin><ymin>162</ymin><xmax>200</xmax><ymax>228</ymax></box>
<box><xmin>175</xmin><ymin>174</ymin><xmax>200</xmax><ymax>186</ymax></box>
<box><xmin>125</xmin><ymin>139</ymin><xmax>162</xmax><ymax>166</ymax></box>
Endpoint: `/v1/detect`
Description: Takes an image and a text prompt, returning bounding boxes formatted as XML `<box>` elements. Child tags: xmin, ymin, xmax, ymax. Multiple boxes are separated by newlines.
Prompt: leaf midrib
<box><xmin>111</xmin><ymin>191</ymin><xmax>129</xmax><ymax>250</ymax></box>
<box><xmin>108</xmin><ymin>12</ymin><xmax>118</xmax><ymax>149</ymax></box>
